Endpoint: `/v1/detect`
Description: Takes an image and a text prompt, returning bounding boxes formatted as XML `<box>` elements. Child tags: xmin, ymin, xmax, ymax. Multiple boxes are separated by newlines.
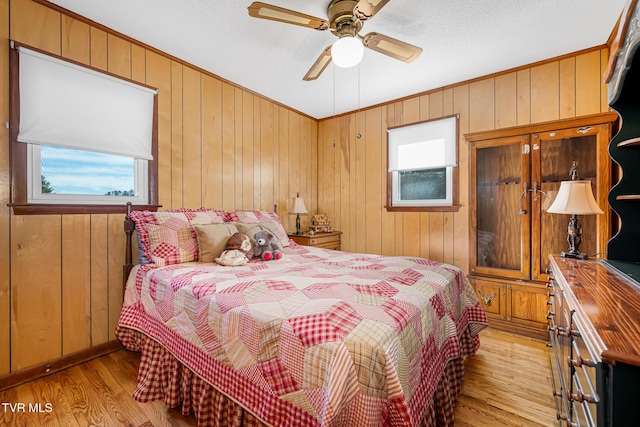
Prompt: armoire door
<box><xmin>470</xmin><ymin>135</ymin><xmax>531</xmax><ymax>280</ymax></box>
<box><xmin>530</xmin><ymin>123</ymin><xmax>612</xmax><ymax>282</ymax></box>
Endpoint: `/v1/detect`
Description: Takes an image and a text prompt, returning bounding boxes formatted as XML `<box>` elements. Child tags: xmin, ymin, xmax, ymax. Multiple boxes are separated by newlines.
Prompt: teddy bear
<box><xmin>215</xmin><ymin>232</ymin><xmax>253</xmax><ymax>266</ymax></box>
<box><xmin>253</xmin><ymin>230</ymin><xmax>283</xmax><ymax>261</ymax></box>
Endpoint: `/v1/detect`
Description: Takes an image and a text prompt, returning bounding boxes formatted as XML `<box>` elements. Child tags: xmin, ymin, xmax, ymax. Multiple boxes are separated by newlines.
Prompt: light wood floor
<box><xmin>0</xmin><ymin>327</ymin><xmax>556</xmax><ymax>426</ymax></box>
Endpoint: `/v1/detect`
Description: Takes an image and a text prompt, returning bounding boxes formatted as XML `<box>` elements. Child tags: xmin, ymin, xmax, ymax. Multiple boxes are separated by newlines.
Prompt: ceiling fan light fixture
<box><xmin>331</xmin><ymin>36</ymin><xmax>364</xmax><ymax>68</ymax></box>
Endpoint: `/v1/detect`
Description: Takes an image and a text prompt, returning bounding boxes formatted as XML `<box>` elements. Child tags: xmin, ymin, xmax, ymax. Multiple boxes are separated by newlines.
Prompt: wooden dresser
<box><xmin>548</xmin><ymin>255</ymin><xmax>640</xmax><ymax>426</ymax></box>
<box><xmin>288</xmin><ymin>231</ymin><xmax>341</xmax><ymax>250</ymax></box>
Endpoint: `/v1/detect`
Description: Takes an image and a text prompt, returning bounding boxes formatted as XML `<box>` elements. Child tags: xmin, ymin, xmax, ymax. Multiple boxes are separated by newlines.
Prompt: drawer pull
<box><xmin>568</xmin><ymin>355</ymin><xmax>596</xmax><ymax>368</ymax></box>
<box><xmin>569</xmin><ymin>390</ymin><xmax>597</xmax><ymax>404</ymax></box>
<box><xmin>546</xmin><ymin>310</ymin><xmax>555</xmax><ymax>320</ymax></box>
<box><xmin>556</xmin><ymin>413</ymin><xmax>577</xmax><ymax>427</ymax></box>
<box><xmin>477</xmin><ymin>290</ymin><xmax>496</xmax><ymax>306</ymax></box>
<box><xmin>548</xmin><ymin>325</ymin><xmax>566</xmax><ymax>337</ymax></box>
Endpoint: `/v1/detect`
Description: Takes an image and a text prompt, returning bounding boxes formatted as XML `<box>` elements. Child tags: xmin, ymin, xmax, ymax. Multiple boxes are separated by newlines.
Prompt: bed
<box><xmin>116</xmin><ymin>206</ymin><xmax>488</xmax><ymax>426</ymax></box>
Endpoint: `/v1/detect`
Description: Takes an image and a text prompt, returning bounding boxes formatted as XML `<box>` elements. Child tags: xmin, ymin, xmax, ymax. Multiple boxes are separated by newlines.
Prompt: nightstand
<box><xmin>288</xmin><ymin>231</ymin><xmax>341</xmax><ymax>250</ymax></box>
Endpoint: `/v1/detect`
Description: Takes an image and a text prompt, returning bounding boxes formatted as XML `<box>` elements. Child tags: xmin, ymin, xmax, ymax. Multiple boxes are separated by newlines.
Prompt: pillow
<box><xmin>226</xmin><ymin>210</ymin><xmax>289</xmax><ymax>247</ymax></box>
<box><xmin>235</xmin><ymin>222</ymin><xmax>284</xmax><ymax>248</ymax></box>
<box><xmin>193</xmin><ymin>223</ymin><xmax>239</xmax><ymax>263</ymax></box>
<box><xmin>130</xmin><ymin>208</ymin><xmax>226</xmax><ymax>266</ymax></box>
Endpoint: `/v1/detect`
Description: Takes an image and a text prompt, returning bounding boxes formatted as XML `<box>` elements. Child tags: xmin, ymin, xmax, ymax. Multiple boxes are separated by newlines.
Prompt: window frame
<box><xmin>9</xmin><ymin>41</ymin><xmax>159</xmax><ymax>215</ymax></box>
<box><xmin>385</xmin><ymin>114</ymin><xmax>460</xmax><ymax>212</ymax></box>
<box><xmin>27</xmin><ymin>144</ymin><xmax>149</xmax><ymax>205</ymax></box>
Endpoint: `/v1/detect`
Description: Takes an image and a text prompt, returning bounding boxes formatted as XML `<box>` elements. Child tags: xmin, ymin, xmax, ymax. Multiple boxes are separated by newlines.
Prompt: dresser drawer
<box><xmin>308</xmin><ymin>234</ymin><xmax>340</xmax><ymax>248</ymax></box>
<box><xmin>289</xmin><ymin>231</ymin><xmax>341</xmax><ymax>250</ymax></box>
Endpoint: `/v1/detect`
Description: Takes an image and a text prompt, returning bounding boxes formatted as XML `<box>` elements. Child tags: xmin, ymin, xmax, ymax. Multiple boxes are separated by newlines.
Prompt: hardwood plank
<box><xmin>600</xmin><ymin>48</ymin><xmax>610</xmax><ymax>113</ymax></box>
<box><xmin>469</xmin><ymin>78</ymin><xmax>495</xmax><ymax>133</ymax></box>
<box><xmin>107</xmin><ymin>214</ymin><xmax>124</xmax><ymax>341</ymax></box>
<box><xmin>495</xmin><ymin>72</ymin><xmax>517</xmax><ymax>129</ymax></box>
<box><xmin>171</xmin><ymin>61</ymin><xmax>184</xmax><ymax>209</ymax></box>
<box><xmin>183</xmin><ymin>66</ymin><xmax>203</xmax><ymax>209</ymax></box>
<box><xmin>89</xmin><ymin>27</ymin><xmax>107</xmax><ymax>71</ymax></box>
<box><xmin>10</xmin><ymin>0</ymin><xmax>60</xmax><ymax>55</ymax></box>
<box><xmin>201</xmin><ymin>74</ymin><xmax>224</xmax><ymax>210</ymax></box>
<box><xmin>259</xmin><ymin>98</ymin><xmax>274</xmax><ymax>211</ymax></box>
<box><xmin>559</xmin><ymin>57</ymin><xmax>576</xmax><ymax>119</ymax></box>
<box><xmin>61</xmin><ymin>215</ymin><xmax>91</xmax><ymax>355</ymax></box>
<box><xmin>61</xmin><ymin>15</ymin><xmax>89</xmax><ymax>64</ymax></box>
<box><xmin>576</xmin><ymin>50</ymin><xmax>603</xmax><ymax>117</ymax></box>
<box><xmin>90</xmin><ymin>214</ymin><xmax>109</xmax><ymax>346</ymax></box>
<box><xmin>351</xmin><ymin>113</ymin><xmax>364</xmax><ymax>254</ymax></box>
<box><xmin>364</xmin><ymin>108</ymin><xmax>382</xmax><ymax>255</ymax></box>
<box><xmin>107</xmin><ymin>34</ymin><xmax>131</xmax><ymax>79</ymax></box>
<box><xmin>242</xmin><ymin>91</ymin><xmax>255</xmax><ymax>210</ymax></box>
<box><xmin>516</xmin><ymin>69</ymin><xmax>531</xmax><ymax>126</ymax></box>
<box><xmin>274</xmin><ymin>106</ymin><xmax>286</xmax><ymax>225</ymax></box>
<box><xmin>428</xmin><ymin>90</ymin><xmax>444</xmax><ymax>119</ymax></box>
<box><xmin>11</xmin><ymin>215</ymin><xmax>62</xmax><ymax>370</ymax></box>
<box><xmin>531</xmin><ymin>61</ymin><xmax>560</xmax><ymax>123</ymax></box>
<box><xmin>131</xmin><ymin>44</ymin><xmax>146</xmax><ymax>84</ymax></box>
<box><xmin>235</xmin><ymin>88</ymin><xmax>246</xmax><ymax>211</ymax></box>
<box><xmin>145</xmin><ymin>50</ymin><xmax>172</xmax><ymax>210</ymax></box>
<box><xmin>453</xmin><ymin>84</ymin><xmax>470</xmax><ymax>271</ymax></box>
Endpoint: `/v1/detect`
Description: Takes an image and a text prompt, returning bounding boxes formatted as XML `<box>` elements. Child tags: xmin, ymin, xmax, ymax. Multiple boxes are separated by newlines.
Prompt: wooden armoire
<box><xmin>465</xmin><ymin>113</ymin><xmax>617</xmax><ymax>338</ymax></box>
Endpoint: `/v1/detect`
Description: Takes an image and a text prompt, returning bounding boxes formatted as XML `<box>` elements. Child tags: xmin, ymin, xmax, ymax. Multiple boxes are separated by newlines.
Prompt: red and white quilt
<box><xmin>118</xmin><ymin>243</ymin><xmax>488</xmax><ymax>426</ymax></box>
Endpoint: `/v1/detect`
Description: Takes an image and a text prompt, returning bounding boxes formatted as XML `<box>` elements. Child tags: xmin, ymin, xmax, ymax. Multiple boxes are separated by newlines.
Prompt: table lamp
<box><xmin>546</xmin><ymin>164</ymin><xmax>603</xmax><ymax>259</ymax></box>
<box><xmin>290</xmin><ymin>192</ymin><xmax>307</xmax><ymax>235</ymax></box>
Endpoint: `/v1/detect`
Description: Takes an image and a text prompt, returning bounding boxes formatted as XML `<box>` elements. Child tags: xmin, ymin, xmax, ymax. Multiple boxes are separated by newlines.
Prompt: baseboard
<box><xmin>0</xmin><ymin>340</ymin><xmax>123</xmax><ymax>392</ymax></box>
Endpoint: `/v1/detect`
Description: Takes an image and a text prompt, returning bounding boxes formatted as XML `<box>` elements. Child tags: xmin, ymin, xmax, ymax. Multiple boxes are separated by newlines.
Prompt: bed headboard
<box><xmin>123</xmin><ymin>202</ymin><xmax>135</xmax><ymax>291</ymax></box>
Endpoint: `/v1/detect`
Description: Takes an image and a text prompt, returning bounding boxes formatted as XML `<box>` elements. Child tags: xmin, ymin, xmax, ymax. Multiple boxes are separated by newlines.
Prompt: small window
<box><xmin>386</xmin><ymin>115</ymin><xmax>460</xmax><ymax>211</ymax></box>
<box><xmin>29</xmin><ymin>145</ymin><xmax>148</xmax><ymax>205</ymax></box>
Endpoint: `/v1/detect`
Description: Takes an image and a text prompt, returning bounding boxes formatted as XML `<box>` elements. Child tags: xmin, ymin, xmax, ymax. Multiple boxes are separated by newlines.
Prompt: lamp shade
<box><xmin>546</xmin><ymin>180</ymin><xmax>603</xmax><ymax>215</ymax></box>
<box><xmin>331</xmin><ymin>36</ymin><xmax>364</xmax><ymax>68</ymax></box>
<box><xmin>291</xmin><ymin>194</ymin><xmax>308</xmax><ymax>214</ymax></box>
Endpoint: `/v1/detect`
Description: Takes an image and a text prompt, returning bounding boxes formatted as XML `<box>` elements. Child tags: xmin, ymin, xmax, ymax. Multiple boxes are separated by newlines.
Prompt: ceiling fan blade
<box><xmin>248</xmin><ymin>2</ymin><xmax>329</xmax><ymax>30</ymax></box>
<box><xmin>354</xmin><ymin>0</ymin><xmax>391</xmax><ymax>20</ymax></box>
<box><xmin>303</xmin><ymin>46</ymin><xmax>333</xmax><ymax>81</ymax></box>
<box><xmin>362</xmin><ymin>32</ymin><xmax>422</xmax><ymax>63</ymax></box>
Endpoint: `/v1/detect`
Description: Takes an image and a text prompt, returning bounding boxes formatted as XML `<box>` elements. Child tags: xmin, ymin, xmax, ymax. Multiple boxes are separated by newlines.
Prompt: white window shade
<box><xmin>388</xmin><ymin>115</ymin><xmax>457</xmax><ymax>171</ymax></box>
<box><xmin>17</xmin><ymin>46</ymin><xmax>156</xmax><ymax>160</ymax></box>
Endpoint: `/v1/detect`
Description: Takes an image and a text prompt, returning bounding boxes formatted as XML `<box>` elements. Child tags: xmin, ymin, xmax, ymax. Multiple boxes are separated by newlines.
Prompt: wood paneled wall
<box><xmin>317</xmin><ymin>48</ymin><xmax>611</xmax><ymax>268</ymax></box>
<box><xmin>0</xmin><ymin>0</ymin><xmax>317</xmax><ymax>375</ymax></box>
<box><xmin>0</xmin><ymin>0</ymin><xmax>613</xmax><ymax>376</ymax></box>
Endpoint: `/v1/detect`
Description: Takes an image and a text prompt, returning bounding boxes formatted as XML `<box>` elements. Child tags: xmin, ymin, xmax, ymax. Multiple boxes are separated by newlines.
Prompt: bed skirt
<box><xmin>116</xmin><ymin>326</ymin><xmax>480</xmax><ymax>427</ymax></box>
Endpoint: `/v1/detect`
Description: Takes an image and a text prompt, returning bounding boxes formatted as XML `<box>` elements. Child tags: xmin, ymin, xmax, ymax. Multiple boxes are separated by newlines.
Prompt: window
<box><xmin>386</xmin><ymin>115</ymin><xmax>460</xmax><ymax>211</ymax></box>
<box><xmin>29</xmin><ymin>145</ymin><xmax>148</xmax><ymax>205</ymax></box>
<box><xmin>9</xmin><ymin>42</ymin><xmax>159</xmax><ymax>214</ymax></box>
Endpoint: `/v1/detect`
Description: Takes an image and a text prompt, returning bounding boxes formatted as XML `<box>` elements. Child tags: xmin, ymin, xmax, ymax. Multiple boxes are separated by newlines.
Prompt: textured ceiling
<box><xmin>48</xmin><ymin>0</ymin><xmax>627</xmax><ymax>119</ymax></box>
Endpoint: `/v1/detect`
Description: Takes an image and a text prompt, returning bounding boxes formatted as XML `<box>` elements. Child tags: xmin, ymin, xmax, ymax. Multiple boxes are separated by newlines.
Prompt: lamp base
<box><xmin>560</xmin><ymin>251</ymin><xmax>588</xmax><ymax>260</ymax></box>
<box><xmin>294</xmin><ymin>213</ymin><xmax>302</xmax><ymax>235</ymax></box>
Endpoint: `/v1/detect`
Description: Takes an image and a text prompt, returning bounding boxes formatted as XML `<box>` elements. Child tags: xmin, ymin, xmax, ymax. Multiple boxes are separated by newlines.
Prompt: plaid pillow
<box><xmin>131</xmin><ymin>208</ymin><xmax>226</xmax><ymax>266</ymax></box>
<box><xmin>226</xmin><ymin>210</ymin><xmax>290</xmax><ymax>247</ymax></box>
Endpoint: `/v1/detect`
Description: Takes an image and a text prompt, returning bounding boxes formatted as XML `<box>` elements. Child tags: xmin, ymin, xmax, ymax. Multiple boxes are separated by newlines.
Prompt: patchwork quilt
<box><xmin>117</xmin><ymin>243</ymin><xmax>488</xmax><ymax>426</ymax></box>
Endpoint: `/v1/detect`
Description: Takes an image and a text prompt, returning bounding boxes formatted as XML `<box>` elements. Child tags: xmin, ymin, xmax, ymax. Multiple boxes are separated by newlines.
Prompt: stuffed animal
<box><xmin>253</xmin><ymin>230</ymin><xmax>283</xmax><ymax>261</ymax></box>
<box><xmin>215</xmin><ymin>232</ymin><xmax>253</xmax><ymax>266</ymax></box>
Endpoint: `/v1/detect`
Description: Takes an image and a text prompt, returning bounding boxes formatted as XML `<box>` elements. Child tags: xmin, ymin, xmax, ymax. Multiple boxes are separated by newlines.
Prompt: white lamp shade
<box><xmin>291</xmin><ymin>195</ymin><xmax>308</xmax><ymax>214</ymax></box>
<box><xmin>331</xmin><ymin>36</ymin><xmax>364</xmax><ymax>68</ymax></box>
<box><xmin>546</xmin><ymin>180</ymin><xmax>604</xmax><ymax>215</ymax></box>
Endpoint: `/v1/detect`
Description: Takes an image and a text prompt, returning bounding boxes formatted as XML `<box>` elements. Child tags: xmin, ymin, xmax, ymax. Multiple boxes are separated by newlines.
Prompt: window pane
<box><xmin>399</xmin><ymin>168</ymin><xmax>446</xmax><ymax>200</ymax></box>
<box><xmin>41</xmin><ymin>145</ymin><xmax>135</xmax><ymax>196</ymax></box>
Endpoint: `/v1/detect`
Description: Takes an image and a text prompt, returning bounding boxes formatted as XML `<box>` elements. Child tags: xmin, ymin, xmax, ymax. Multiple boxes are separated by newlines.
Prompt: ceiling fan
<box><xmin>247</xmin><ymin>0</ymin><xmax>423</xmax><ymax>81</ymax></box>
